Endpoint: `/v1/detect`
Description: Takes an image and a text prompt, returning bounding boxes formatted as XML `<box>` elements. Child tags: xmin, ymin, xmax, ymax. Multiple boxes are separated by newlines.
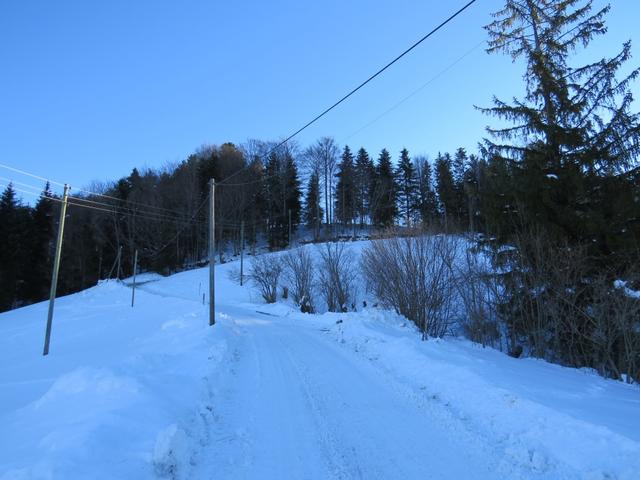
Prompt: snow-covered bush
<box><xmin>248</xmin><ymin>254</ymin><xmax>283</xmax><ymax>303</ymax></box>
<box><xmin>317</xmin><ymin>243</ymin><xmax>356</xmax><ymax>312</ymax></box>
<box><xmin>283</xmin><ymin>247</ymin><xmax>315</xmax><ymax>313</ymax></box>
<box><xmin>362</xmin><ymin>235</ymin><xmax>456</xmax><ymax>339</ymax></box>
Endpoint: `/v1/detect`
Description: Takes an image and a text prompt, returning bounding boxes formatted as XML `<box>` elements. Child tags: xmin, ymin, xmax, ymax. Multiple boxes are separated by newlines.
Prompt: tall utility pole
<box><xmin>116</xmin><ymin>245</ymin><xmax>122</xmax><ymax>281</ymax></box>
<box><xmin>43</xmin><ymin>184</ymin><xmax>69</xmax><ymax>356</ymax></box>
<box><xmin>131</xmin><ymin>249</ymin><xmax>138</xmax><ymax>307</ymax></box>
<box><xmin>288</xmin><ymin>208</ymin><xmax>292</xmax><ymax>247</ymax></box>
<box><xmin>240</xmin><ymin>220</ymin><xmax>244</xmax><ymax>286</ymax></box>
<box><xmin>208</xmin><ymin>179</ymin><xmax>215</xmax><ymax>326</ymax></box>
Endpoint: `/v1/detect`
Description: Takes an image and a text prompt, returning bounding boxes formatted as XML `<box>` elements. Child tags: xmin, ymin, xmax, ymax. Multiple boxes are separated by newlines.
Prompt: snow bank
<box><xmin>0</xmin><ymin>280</ymin><xmax>229</xmax><ymax>479</ymax></box>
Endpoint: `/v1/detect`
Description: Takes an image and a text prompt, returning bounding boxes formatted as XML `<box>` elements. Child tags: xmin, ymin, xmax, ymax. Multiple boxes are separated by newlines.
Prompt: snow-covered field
<box><xmin>1</xmin><ymin>242</ymin><xmax>639</xmax><ymax>479</ymax></box>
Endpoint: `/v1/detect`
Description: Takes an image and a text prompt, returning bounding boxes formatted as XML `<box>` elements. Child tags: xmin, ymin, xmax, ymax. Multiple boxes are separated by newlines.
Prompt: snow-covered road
<box><xmin>192</xmin><ymin>313</ymin><xmax>499</xmax><ymax>479</ymax></box>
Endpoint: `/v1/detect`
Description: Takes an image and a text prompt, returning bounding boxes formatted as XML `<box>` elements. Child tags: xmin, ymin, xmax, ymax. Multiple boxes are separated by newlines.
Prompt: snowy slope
<box><xmin>1</xmin><ymin>243</ymin><xmax>639</xmax><ymax>479</ymax></box>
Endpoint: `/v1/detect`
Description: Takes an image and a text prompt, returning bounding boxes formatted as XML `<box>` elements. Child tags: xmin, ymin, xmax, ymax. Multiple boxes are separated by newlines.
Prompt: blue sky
<box><xmin>1</xmin><ymin>0</ymin><xmax>638</xmax><ymax>197</ymax></box>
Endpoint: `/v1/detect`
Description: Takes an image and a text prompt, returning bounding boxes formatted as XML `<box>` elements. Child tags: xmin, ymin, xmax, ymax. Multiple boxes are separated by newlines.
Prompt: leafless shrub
<box><xmin>612</xmin><ymin>285</ymin><xmax>640</xmax><ymax>384</ymax></box>
<box><xmin>248</xmin><ymin>254</ymin><xmax>283</xmax><ymax>303</ymax></box>
<box><xmin>453</xmin><ymin>248</ymin><xmax>502</xmax><ymax>348</ymax></box>
<box><xmin>283</xmin><ymin>247</ymin><xmax>315</xmax><ymax>313</ymax></box>
<box><xmin>317</xmin><ymin>243</ymin><xmax>356</xmax><ymax>312</ymax></box>
<box><xmin>587</xmin><ymin>271</ymin><xmax>640</xmax><ymax>383</ymax></box>
<box><xmin>227</xmin><ymin>266</ymin><xmax>242</xmax><ymax>284</ymax></box>
<box><xmin>361</xmin><ymin>234</ymin><xmax>457</xmax><ymax>339</ymax></box>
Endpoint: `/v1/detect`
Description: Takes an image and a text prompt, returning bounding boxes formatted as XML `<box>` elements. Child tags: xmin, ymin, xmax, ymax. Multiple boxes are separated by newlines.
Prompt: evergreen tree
<box><xmin>335</xmin><ymin>145</ymin><xmax>356</xmax><ymax>227</ymax></box>
<box><xmin>482</xmin><ymin>0</ymin><xmax>640</xmax><ymax>253</ymax></box>
<box><xmin>244</xmin><ymin>156</ymin><xmax>268</xmax><ymax>247</ymax></box>
<box><xmin>463</xmin><ymin>154</ymin><xmax>483</xmax><ymax>232</ymax></box>
<box><xmin>371</xmin><ymin>149</ymin><xmax>397</xmax><ymax>227</ymax></box>
<box><xmin>452</xmin><ymin>147</ymin><xmax>469</xmax><ymax>223</ymax></box>
<box><xmin>395</xmin><ymin>148</ymin><xmax>419</xmax><ymax>226</ymax></box>
<box><xmin>265</xmin><ymin>150</ymin><xmax>301</xmax><ymax>249</ymax></box>
<box><xmin>284</xmin><ymin>153</ymin><xmax>302</xmax><ymax>238</ymax></box>
<box><xmin>24</xmin><ymin>183</ymin><xmax>55</xmax><ymax>302</ymax></box>
<box><xmin>478</xmin><ymin>152</ymin><xmax>516</xmax><ymax>240</ymax></box>
<box><xmin>304</xmin><ymin>171</ymin><xmax>323</xmax><ymax>239</ymax></box>
<box><xmin>480</xmin><ymin>2</ymin><xmax>640</xmax><ymax>375</ymax></box>
<box><xmin>354</xmin><ymin>147</ymin><xmax>375</xmax><ymax>227</ymax></box>
<box><xmin>435</xmin><ymin>153</ymin><xmax>456</xmax><ymax>228</ymax></box>
<box><xmin>0</xmin><ymin>184</ymin><xmax>29</xmax><ymax>311</ymax></box>
<box><xmin>265</xmin><ymin>152</ymin><xmax>283</xmax><ymax>249</ymax></box>
<box><xmin>415</xmin><ymin>156</ymin><xmax>438</xmax><ymax>226</ymax></box>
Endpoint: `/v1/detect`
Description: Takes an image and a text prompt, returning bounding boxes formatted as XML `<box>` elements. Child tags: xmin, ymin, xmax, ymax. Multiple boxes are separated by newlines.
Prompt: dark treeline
<box><xmin>0</xmin><ymin>137</ymin><xmax>483</xmax><ymax>313</ymax></box>
<box><xmin>1</xmin><ymin>0</ymin><xmax>639</xmax><ymax>381</ymax></box>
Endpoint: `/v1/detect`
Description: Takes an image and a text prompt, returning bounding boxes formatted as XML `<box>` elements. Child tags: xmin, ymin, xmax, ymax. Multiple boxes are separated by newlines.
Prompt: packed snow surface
<box><xmin>1</xmin><ymin>242</ymin><xmax>639</xmax><ymax>479</ymax></box>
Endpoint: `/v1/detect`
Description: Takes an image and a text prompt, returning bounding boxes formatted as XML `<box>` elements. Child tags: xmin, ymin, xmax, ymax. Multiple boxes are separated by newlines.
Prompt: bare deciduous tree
<box><xmin>283</xmin><ymin>247</ymin><xmax>315</xmax><ymax>313</ymax></box>
<box><xmin>317</xmin><ymin>242</ymin><xmax>356</xmax><ymax>312</ymax></box>
<box><xmin>304</xmin><ymin>137</ymin><xmax>338</xmax><ymax>229</ymax></box>
<box><xmin>248</xmin><ymin>254</ymin><xmax>283</xmax><ymax>303</ymax></box>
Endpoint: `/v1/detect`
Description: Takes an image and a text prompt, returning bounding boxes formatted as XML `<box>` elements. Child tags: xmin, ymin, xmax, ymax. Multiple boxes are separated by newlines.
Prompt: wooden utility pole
<box><xmin>43</xmin><ymin>184</ymin><xmax>69</xmax><ymax>356</ymax></box>
<box><xmin>116</xmin><ymin>245</ymin><xmax>122</xmax><ymax>281</ymax></box>
<box><xmin>131</xmin><ymin>249</ymin><xmax>138</xmax><ymax>307</ymax></box>
<box><xmin>315</xmin><ymin>192</ymin><xmax>320</xmax><ymax>240</ymax></box>
<box><xmin>208</xmin><ymin>179</ymin><xmax>215</xmax><ymax>326</ymax></box>
<box><xmin>288</xmin><ymin>208</ymin><xmax>292</xmax><ymax>247</ymax></box>
<box><xmin>240</xmin><ymin>220</ymin><xmax>244</xmax><ymax>286</ymax></box>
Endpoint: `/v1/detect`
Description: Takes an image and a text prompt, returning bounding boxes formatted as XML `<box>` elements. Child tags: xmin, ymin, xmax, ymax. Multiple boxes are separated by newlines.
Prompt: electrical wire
<box><xmin>0</xmin><ymin>182</ymin><xmax>207</xmax><ymax>227</ymax></box>
<box><xmin>341</xmin><ymin>39</ymin><xmax>486</xmax><ymax>144</ymax></box>
<box><xmin>149</xmin><ymin>193</ymin><xmax>211</xmax><ymax>258</ymax></box>
<box><xmin>0</xmin><ymin>163</ymin><xmax>65</xmax><ymax>187</ymax></box>
<box><xmin>2</xmin><ymin>1</ymin><xmax>479</xmax><ymax>234</ymax></box>
<box><xmin>68</xmin><ymin>195</ymin><xmax>202</xmax><ymax>224</ymax></box>
<box><xmin>218</xmin><ymin>0</ymin><xmax>478</xmax><ymax>187</ymax></box>
<box><xmin>67</xmin><ymin>199</ymin><xmax>207</xmax><ymax>226</ymax></box>
<box><xmin>72</xmin><ymin>188</ymin><xmax>191</xmax><ymax>216</ymax></box>
<box><xmin>1</xmin><ymin>2</ymin><xmax>478</xmax><ymax>199</ymax></box>
<box><xmin>0</xmin><ymin>177</ymin><xmax>48</xmax><ymax>193</ymax></box>
<box><xmin>0</xmin><ymin>163</ymin><xmax>190</xmax><ymax>217</ymax></box>
<box><xmin>0</xmin><ymin>183</ymin><xmax>50</xmax><ymax>200</ymax></box>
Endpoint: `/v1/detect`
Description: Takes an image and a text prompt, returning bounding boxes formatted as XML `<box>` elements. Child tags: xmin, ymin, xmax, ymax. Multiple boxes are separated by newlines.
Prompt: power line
<box><xmin>272</xmin><ymin>0</ymin><xmax>478</xmax><ymax>150</ymax></box>
<box><xmin>67</xmin><ymin>195</ymin><xmax>203</xmax><ymax>224</ymax></box>
<box><xmin>149</xmin><ymin>193</ymin><xmax>211</xmax><ymax>258</ymax></box>
<box><xmin>219</xmin><ymin>0</ymin><xmax>478</xmax><ymax>186</ymax></box>
<box><xmin>2</xmin><ymin>1</ymin><xmax>479</xmax><ymax>214</ymax></box>
<box><xmin>72</xmin><ymin>188</ymin><xmax>190</xmax><ymax>216</ymax></box>
<box><xmin>220</xmin><ymin>39</ymin><xmax>482</xmax><ymax>191</ymax></box>
<box><xmin>0</xmin><ymin>177</ymin><xmax>48</xmax><ymax>193</ymax></box>
<box><xmin>66</xmin><ymin>198</ymin><xmax>207</xmax><ymax>225</ymax></box>
<box><xmin>341</xmin><ymin>39</ymin><xmax>486</xmax><ymax>144</ymax></box>
<box><xmin>0</xmin><ymin>163</ymin><xmax>65</xmax><ymax>188</ymax></box>
<box><xmin>2</xmin><ymin>2</ymin><xmax>478</xmax><ymax>197</ymax></box>
<box><xmin>0</xmin><ymin>183</ymin><xmax>50</xmax><ymax>200</ymax></box>
<box><xmin>0</xmin><ymin>163</ymin><xmax>190</xmax><ymax>217</ymax></box>
<box><xmin>0</xmin><ymin>182</ymin><xmax>207</xmax><ymax>226</ymax></box>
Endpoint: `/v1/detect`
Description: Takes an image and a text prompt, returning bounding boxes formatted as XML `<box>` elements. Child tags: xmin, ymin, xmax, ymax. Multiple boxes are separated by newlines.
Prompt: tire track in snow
<box><xmin>277</xmin><ymin>335</ymin><xmax>364</xmax><ymax>480</ymax></box>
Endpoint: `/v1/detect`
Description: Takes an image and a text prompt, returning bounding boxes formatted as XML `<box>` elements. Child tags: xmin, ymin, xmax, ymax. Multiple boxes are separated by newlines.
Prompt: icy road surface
<box><xmin>190</xmin><ymin>314</ymin><xmax>500</xmax><ymax>480</ymax></box>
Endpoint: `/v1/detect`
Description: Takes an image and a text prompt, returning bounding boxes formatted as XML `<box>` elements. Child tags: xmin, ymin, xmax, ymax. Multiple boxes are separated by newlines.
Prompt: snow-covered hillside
<box><xmin>0</xmin><ymin>243</ymin><xmax>639</xmax><ymax>479</ymax></box>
